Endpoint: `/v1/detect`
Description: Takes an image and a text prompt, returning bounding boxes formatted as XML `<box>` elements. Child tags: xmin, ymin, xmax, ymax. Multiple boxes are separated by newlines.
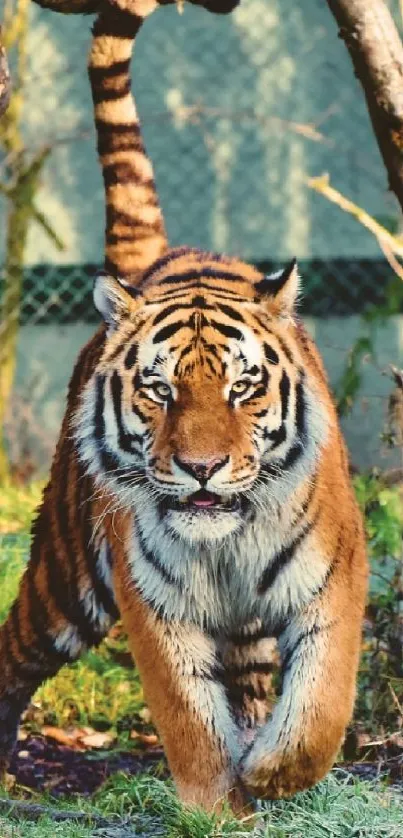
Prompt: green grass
<box><xmin>0</xmin><ymin>773</ymin><xmax>402</xmax><ymax>837</ymax></box>
<box><xmin>0</xmin><ymin>819</ymin><xmax>92</xmax><ymax>838</ymax></box>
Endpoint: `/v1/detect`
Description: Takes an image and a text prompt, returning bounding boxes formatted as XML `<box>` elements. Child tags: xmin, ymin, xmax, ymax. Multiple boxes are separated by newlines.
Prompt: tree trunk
<box><xmin>0</xmin><ymin>202</ymin><xmax>26</xmax><ymax>482</ymax></box>
<box><xmin>0</xmin><ymin>151</ymin><xmax>49</xmax><ymax>483</ymax></box>
<box><xmin>325</xmin><ymin>0</ymin><xmax>403</xmax><ymax>213</ymax></box>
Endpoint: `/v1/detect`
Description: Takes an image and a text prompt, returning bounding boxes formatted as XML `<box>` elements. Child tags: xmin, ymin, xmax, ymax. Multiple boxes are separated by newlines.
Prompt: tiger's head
<box><xmin>75</xmin><ymin>248</ymin><xmax>328</xmax><ymax>544</ymax></box>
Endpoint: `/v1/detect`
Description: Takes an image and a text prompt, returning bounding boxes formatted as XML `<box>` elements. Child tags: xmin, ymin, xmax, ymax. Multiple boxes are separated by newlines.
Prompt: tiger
<box><xmin>0</xmin><ymin>0</ymin><xmax>368</xmax><ymax>814</ymax></box>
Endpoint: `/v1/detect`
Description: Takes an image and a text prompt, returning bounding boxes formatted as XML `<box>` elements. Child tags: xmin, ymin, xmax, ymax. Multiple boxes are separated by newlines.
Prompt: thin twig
<box><xmin>388</xmin><ymin>682</ymin><xmax>403</xmax><ymax>722</ymax></box>
<box><xmin>307</xmin><ymin>173</ymin><xmax>403</xmax><ymax>270</ymax></box>
<box><xmin>378</xmin><ymin>239</ymin><xmax>403</xmax><ymax>282</ymax></box>
<box><xmin>168</xmin><ymin>103</ymin><xmax>332</xmax><ymax>144</ymax></box>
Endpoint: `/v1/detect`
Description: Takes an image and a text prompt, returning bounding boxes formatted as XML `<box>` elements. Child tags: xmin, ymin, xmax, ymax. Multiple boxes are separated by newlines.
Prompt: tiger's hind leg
<box><xmin>219</xmin><ymin>626</ymin><xmax>279</xmax><ymax>748</ymax></box>
<box><xmin>0</xmin><ymin>495</ymin><xmax>119</xmax><ymax>780</ymax></box>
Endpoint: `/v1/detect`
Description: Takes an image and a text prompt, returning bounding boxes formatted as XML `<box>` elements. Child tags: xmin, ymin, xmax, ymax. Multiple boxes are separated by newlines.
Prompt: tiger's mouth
<box><xmin>160</xmin><ymin>489</ymin><xmax>243</xmax><ymax>514</ymax></box>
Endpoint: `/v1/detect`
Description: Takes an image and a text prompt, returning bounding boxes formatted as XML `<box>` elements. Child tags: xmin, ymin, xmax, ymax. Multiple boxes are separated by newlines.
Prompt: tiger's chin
<box><xmin>158</xmin><ymin>490</ymin><xmax>251</xmax><ymax>544</ymax></box>
<box><xmin>163</xmin><ymin>509</ymin><xmax>243</xmax><ymax>543</ymax></box>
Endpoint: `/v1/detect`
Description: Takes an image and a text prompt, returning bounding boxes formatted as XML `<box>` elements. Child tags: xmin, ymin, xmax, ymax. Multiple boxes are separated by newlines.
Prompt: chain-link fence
<box><xmin>4</xmin><ymin>259</ymin><xmax>402</xmax><ymax>324</ymax></box>
<box><xmin>1</xmin><ymin>0</ymin><xmax>403</xmax><ymax>476</ymax></box>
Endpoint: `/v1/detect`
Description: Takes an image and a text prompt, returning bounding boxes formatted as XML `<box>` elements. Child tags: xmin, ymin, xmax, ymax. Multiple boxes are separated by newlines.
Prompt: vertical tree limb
<box><xmin>326</xmin><ymin>0</ymin><xmax>403</xmax><ymax>213</ymax></box>
<box><xmin>0</xmin><ymin>1</ymin><xmax>65</xmax><ymax>482</ymax></box>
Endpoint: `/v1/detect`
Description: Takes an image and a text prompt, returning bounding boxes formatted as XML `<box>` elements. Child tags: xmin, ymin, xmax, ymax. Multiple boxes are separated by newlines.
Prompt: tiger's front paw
<box><xmin>240</xmin><ymin>744</ymin><xmax>325</xmax><ymax>800</ymax></box>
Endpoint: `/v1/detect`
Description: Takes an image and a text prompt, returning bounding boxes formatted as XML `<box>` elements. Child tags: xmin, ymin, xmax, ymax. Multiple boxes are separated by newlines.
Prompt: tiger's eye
<box><xmin>231</xmin><ymin>380</ymin><xmax>251</xmax><ymax>397</ymax></box>
<box><xmin>152</xmin><ymin>382</ymin><xmax>172</xmax><ymax>399</ymax></box>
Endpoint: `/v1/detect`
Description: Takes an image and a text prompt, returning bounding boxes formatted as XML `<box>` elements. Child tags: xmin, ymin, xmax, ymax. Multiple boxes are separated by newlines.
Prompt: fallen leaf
<box><xmin>41</xmin><ymin>725</ymin><xmax>117</xmax><ymax>751</ymax></box>
<box><xmin>80</xmin><ymin>731</ymin><xmax>116</xmax><ymax>749</ymax></box>
<box><xmin>130</xmin><ymin>729</ymin><xmax>159</xmax><ymax>747</ymax></box>
<box><xmin>80</xmin><ymin>726</ymin><xmax>96</xmax><ymax>736</ymax></box>
<box><xmin>41</xmin><ymin>726</ymin><xmax>86</xmax><ymax>750</ymax></box>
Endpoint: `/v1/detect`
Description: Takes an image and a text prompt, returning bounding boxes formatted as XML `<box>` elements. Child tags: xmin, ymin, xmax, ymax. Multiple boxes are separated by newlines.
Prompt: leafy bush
<box><xmin>354</xmin><ymin>474</ymin><xmax>402</xmax><ymax>736</ymax></box>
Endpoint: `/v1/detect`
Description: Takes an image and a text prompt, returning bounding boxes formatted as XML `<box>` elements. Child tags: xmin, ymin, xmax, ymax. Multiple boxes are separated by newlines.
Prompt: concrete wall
<box><xmin>7</xmin><ymin>316</ymin><xmax>403</xmax><ymax>474</ymax></box>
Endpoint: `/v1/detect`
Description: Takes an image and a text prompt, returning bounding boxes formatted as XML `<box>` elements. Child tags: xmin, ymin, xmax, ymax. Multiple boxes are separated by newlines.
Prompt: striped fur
<box><xmin>0</xmin><ymin>2</ymin><xmax>368</xmax><ymax>815</ymax></box>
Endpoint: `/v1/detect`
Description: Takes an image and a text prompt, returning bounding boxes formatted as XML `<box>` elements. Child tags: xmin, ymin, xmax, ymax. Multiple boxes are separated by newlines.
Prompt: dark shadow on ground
<box><xmin>9</xmin><ymin>734</ymin><xmax>167</xmax><ymax>797</ymax></box>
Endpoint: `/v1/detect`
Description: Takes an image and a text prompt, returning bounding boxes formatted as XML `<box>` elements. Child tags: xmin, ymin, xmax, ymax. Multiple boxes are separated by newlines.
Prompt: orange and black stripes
<box><xmin>89</xmin><ymin>6</ymin><xmax>168</xmax><ymax>280</ymax></box>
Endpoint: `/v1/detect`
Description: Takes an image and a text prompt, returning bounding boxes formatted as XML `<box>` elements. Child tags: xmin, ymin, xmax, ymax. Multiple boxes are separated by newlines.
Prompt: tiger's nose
<box><xmin>173</xmin><ymin>455</ymin><xmax>229</xmax><ymax>485</ymax></box>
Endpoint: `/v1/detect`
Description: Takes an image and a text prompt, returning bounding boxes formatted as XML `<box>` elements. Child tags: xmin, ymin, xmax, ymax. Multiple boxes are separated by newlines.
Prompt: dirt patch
<box><xmin>9</xmin><ymin>734</ymin><xmax>166</xmax><ymax>797</ymax></box>
<box><xmin>337</xmin><ymin>759</ymin><xmax>402</xmax><ymax>790</ymax></box>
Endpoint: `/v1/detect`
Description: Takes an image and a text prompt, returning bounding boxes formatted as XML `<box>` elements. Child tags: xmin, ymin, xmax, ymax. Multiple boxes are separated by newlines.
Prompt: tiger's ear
<box><xmin>255</xmin><ymin>259</ymin><xmax>299</xmax><ymax>317</ymax></box>
<box><xmin>93</xmin><ymin>272</ymin><xmax>141</xmax><ymax>332</ymax></box>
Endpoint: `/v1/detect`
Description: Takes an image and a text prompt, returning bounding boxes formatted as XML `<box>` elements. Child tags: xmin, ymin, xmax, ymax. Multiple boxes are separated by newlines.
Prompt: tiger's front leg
<box><xmin>113</xmin><ymin>567</ymin><xmax>246</xmax><ymax>813</ymax></box>
<box><xmin>239</xmin><ymin>579</ymin><xmax>365</xmax><ymax>800</ymax></box>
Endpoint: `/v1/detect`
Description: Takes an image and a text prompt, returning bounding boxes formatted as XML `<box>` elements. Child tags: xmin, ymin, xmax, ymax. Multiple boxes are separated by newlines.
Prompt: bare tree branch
<box><xmin>325</xmin><ymin>0</ymin><xmax>403</xmax><ymax>213</ymax></box>
<box><xmin>307</xmin><ymin>173</ymin><xmax>403</xmax><ymax>265</ymax></box>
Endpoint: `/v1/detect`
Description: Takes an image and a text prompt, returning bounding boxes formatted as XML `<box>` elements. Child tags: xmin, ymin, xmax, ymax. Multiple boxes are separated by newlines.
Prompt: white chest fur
<box><xmin>124</xmin><ymin>492</ymin><xmax>329</xmax><ymax>636</ymax></box>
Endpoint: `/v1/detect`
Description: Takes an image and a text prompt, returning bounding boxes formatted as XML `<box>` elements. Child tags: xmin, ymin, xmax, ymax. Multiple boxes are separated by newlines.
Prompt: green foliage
<box><xmin>336</xmin><ymin>276</ymin><xmax>403</xmax><ymax>416</ymax></box>
<box><xmin>0</xmin><ymin>533</ymin><xmax>28</xmax><ymax>621</ymax></box>
<box><xmin>33</xmin><ymin>635</ymin><xmax>145</xmax><ymax>740</ymax></box>
<box><xmin>353</xmin><ymin>473</ymin><xmax>403</xmax><ymax>734</ymax></box>
<box><xmin>336</xmin><ymin>335</ymin><xmax>373</xmax><ymax>417</ymax></box>
<box><xmin>0</xmin><ymin>480</ymin><xmax>43</xmax><ymax>533</ymax></box>
<box><xmin>354</xmin><ymin>474</ymin><xmax>402</xmax><ymax>562</ymax></box>
<box><xmin>364</xmin><ymin>275</ymin><xmax>403</xmax><ymax>322</ymax></box>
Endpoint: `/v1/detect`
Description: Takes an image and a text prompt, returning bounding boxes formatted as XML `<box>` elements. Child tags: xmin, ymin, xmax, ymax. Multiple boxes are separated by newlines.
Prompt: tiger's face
<box><xmin>75</xmin><ymin>249</ymin><xmax>326</xmax><ymax>543</ymax></box>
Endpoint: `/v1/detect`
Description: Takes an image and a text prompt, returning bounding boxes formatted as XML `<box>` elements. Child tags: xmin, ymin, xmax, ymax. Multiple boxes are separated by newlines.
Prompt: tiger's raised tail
<box><xmin>88</xmin><ymin>3</ymin><xmax>168</xmax><ymax>281</ymax></box>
